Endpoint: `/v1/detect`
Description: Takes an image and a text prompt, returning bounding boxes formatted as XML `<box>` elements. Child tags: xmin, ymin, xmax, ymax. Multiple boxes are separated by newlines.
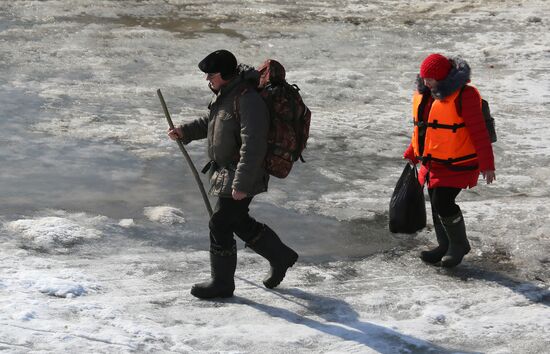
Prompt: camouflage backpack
<box><xmin>236</xmin><ymin>59</ymin><xmax>311</xmax><ymax>178</ymax></box>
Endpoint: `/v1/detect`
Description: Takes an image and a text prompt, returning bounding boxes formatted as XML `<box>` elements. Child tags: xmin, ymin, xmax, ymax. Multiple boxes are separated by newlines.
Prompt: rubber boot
<box><xmin>440</xmin><ymin>211</ymin><xmax>471</xmax><ymax>268</ymax></box>
<box><xmin>246</xmin><ymin>225</ymin><xmax>298</xmax><ymax>289</ymax></box>
<box><xmin>420</xmin><ymin>221</ymin><xmax>449</xmax><ymax>264</ymax></box>
<box><xmin>190</xmin><ymin>244</ymin><xmax>236</xmax><ymax>299</ymax></box>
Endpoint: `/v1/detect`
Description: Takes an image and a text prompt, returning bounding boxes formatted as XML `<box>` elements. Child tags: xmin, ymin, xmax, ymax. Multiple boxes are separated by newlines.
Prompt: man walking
<box><xmin>168</xmin><ymin>50</ymin><xmax>298</xmax><ymax>299</ymax></box>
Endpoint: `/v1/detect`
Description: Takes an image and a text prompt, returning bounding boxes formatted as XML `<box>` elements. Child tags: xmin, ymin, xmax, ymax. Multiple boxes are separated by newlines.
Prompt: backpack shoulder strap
<box><xmin>233</xmin><ymin>86</ymin><xmax>249</xmax><ymax>123</ymax></box>
<box><xmin>455</xmin><ymin>85</ymin><xmax>467</xmax><ymax>116</ymax></box>
<box><xmin>456</xmin><ymin>84</ymin><xmax>484</xmax><ymax>116</ymax></box>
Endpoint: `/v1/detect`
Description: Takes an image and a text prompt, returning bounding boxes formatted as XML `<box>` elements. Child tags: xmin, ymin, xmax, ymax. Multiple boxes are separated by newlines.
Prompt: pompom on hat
<box><xmin>419</xmin><ymin>53</ymin><xmax>452</xmax><ymax>81</ymax></box>
<box><xmin>198</xmin><ymin>49</ymin><xmax>237</xmax><ymax>80</ymax></box>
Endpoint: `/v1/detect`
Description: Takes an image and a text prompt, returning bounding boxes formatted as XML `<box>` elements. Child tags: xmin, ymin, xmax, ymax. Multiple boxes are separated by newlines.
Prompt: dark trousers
<box><xmin>428</xmin><ymin>187</ymin><xmax>461</xmax><ymax>221</ymax></box>
<box><xmin>208</xmin><ymin>197</ymin><xmax>264</xmax><ymax>252</ymax></box>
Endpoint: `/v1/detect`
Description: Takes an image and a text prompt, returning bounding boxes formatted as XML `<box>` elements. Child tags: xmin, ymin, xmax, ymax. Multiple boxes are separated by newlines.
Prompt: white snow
<box><xmin>1</xmin><ymin>0</ymin><xmax>549</xmax><ymax>353</ymax></box>
<box><xmin>143</xmin><ymin>206</ymin><xmax>186</xmax><ymax>224</ymax></box>
<box><xmin>34</xmin><ymin>278</ymin><xmax>87</xmax><ymax>298</ymax></box>
<box><xmin>118</xmin><ymin>219</ymin><xmax>135</xmax><ymax>228</ymax></box>
<box><xmin>6</xmin><ymin>216</ymin><xmax>102</xmax><ymax>253</ymax></box>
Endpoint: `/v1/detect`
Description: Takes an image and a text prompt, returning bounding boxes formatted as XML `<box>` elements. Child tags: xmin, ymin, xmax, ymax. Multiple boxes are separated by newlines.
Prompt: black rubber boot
<box><xmin>420</xmin><ymin>221</ymin><xmax>449</xmax><ymax>264</ymax></box>
<box><xmin>440</xmin><ymin>211</ymin><xmax>471</xmax><ymax>268</ymax></box>
<box><xmin>190</xmin><ymin>244</ymin><xmax>236</xmax><ymax>299</ymax></box>
<box><xmin>246</xmin><ymin>225</ymin><xmax>298</xmax><ymax>289</ymax></box>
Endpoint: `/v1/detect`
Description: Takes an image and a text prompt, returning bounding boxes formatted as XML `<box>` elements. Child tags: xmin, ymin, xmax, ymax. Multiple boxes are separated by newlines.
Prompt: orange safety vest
<box><xmin>411</xmin><ymin>87</ymin><xmax>480</xmax><ymax>166</ymax></box>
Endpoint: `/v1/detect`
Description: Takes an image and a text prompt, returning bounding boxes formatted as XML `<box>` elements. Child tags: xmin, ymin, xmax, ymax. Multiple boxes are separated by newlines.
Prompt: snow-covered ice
<box><xmin>6</xmin><ymin>215</ymin><xmax>102</xmax><ymax>253</ymax></box>
<box><xmin>144</xmin><ymin>206</ymin><xmax>187</xmax><ymax>225</ymax></box>
<box><xmin>1</xmin><ymin>0</ymin><xmax>549</xmax><ymax>353</ymax></box>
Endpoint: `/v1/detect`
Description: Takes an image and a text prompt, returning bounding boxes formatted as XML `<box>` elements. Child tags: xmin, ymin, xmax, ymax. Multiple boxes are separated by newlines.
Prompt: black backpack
<box><xmin>456</xmin><ymin>86</ymin><xmax>497</xmax><ymax>143</ymax></box>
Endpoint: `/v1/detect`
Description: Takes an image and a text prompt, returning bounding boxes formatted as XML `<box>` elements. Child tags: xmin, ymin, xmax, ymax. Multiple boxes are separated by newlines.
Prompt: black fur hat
<box><xmin>198</xmin><ymin>50</ymin><xmax>237</xmax><ymax>80</ymax></box>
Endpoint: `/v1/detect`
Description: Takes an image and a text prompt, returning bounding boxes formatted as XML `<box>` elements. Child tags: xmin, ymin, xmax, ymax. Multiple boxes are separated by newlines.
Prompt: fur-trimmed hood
<box><xmin>416</xmin><ymin>57</ymin><xmax>471</xmax><ymax>99</ymax></box>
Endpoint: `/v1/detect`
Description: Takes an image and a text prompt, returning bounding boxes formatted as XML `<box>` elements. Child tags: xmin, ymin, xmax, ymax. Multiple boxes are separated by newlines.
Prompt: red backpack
<box><xmin>236</xmin><ymin>59</ymin><xmax>311</xmax><ymax>178</ymax></box>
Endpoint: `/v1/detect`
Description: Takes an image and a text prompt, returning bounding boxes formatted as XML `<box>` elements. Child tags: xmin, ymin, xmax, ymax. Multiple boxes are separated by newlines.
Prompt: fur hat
<box><xmin>198</xmin><ymin>50</ymin><xmax>238</xmax><ymax>80</ymax></box>
<box><xmin>420</xmin><ymin>53</ymin><xmax>452</xmax><ymax>81</ymax></box>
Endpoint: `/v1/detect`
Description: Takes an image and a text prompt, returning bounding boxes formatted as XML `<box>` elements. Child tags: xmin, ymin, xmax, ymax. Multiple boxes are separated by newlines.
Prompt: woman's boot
<box><xmin>420</xmin><ymin>221</ymin><xmax>449</xmax><ymax>264</ymax></box>
<box><xmin>190</xmin><ymin>243</ymin><xmax>237</xmax><ymax>299</ymax></box>
<box><xmin>246</xmin><ymin>225</ymin><xmax>298</xmax><ymax>289</ymax></box>
<box><xmin>440</xmin><ymin>211</ymin><xmax>471</xmax><ymax>268</ymax></box>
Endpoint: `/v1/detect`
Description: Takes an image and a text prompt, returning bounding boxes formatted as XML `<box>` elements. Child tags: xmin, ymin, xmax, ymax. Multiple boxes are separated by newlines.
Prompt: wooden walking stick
<box><xmin>157</xmin><ymin>89</ymin><xmax>213</xmax><ymax>217</ymax></box>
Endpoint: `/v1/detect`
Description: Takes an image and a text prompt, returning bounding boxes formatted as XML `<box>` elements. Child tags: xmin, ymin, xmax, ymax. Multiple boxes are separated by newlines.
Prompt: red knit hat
<box><xmin>420</xmin><ymin>53</ymin><xmax>452</xmax><ymax>81</ymax></box>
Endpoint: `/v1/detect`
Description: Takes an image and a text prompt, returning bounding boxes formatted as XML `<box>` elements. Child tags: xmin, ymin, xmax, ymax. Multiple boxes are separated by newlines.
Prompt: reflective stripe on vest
<box><xmin>411</xmin><ymin>88</ymin><xmax>479</xmax><ymax>165</ymax></box>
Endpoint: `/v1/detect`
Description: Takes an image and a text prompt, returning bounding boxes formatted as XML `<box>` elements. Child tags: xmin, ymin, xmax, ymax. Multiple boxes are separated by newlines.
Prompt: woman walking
<box><xmin>404</xmin><ymin>53</ymin><xmax>496</xmax><ymax>267</ymax></box>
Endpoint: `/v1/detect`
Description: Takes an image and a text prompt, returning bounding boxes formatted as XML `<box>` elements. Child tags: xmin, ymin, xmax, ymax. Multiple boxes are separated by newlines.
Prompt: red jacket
<box><xmin>404</xmin><ymin>86</ymin><xmax>495</xmax><ymax>189</ymax></box>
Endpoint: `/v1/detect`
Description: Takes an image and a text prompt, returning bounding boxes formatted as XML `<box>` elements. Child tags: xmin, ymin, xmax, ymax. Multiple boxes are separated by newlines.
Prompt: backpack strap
<box><xmin>233</xmin><ymin>86</ymin><xmax>249</xmax><ymax>122</ymax></box>
<box><xmin>457</xmin><ymin>85</ymin><xmax>490</xmax><ymax>117</ymax></box>
<box><xmin>230</xmin><ymin>86</ymin><xmax>250</xmax><ymax>164</ymax></box>
<box><xmin>288</xmin><ymin>83</ymin><xmax>302</xmax><ymax>160</ymax></box>
<box><xmin>455</xmin><ymin>85</ymin><xmax>467</xmax><ymax>116</ymax></box>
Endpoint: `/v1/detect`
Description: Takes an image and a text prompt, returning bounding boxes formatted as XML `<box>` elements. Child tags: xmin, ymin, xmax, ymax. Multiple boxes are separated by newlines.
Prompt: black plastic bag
<box><xmin>389</xmin><ymin>164</ymin><xmax>426</xmax><ymax>233</ymax></box>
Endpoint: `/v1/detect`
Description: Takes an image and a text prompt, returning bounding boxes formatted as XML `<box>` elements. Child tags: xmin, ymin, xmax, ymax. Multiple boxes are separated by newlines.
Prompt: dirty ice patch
<box><xmin>144</xmin><ymin>206</ymin><xmax>186</xmax><ymax>224</ymax></box>
<box><xmin>6</xmin><ymin>216</ymin><xmax>102</xmax><ymax>253</ymax></box>
<box><xmin>286</xmin><ymin>192</ymin><xmax>383</xmax><ymax>221</ymax></box>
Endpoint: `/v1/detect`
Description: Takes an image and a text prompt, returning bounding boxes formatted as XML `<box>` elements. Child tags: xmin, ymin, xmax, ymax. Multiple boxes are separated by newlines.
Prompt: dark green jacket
<box><xmin>180</xmin><ymin>73</ymin><xmax>269</xmax><ymax>197</ymax></box>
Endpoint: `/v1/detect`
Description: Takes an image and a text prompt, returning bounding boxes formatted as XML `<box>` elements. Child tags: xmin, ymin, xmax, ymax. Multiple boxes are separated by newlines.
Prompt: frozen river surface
<box><xmin>1</xmin><ymin>1</ymin><xmax>549</xmax><ymax>353</ymax></box>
